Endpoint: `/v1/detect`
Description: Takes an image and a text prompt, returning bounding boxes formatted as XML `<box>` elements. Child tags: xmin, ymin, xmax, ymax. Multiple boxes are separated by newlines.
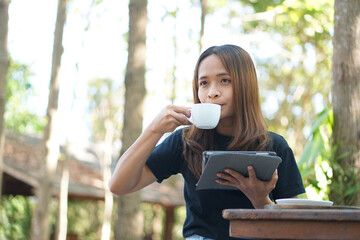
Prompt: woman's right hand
<box><xmin>149</xmin><ymin>105</ymin><xmax>192</xmax><ymax>135</ymax></box>
<box><xmin>109</xmin><ymin>105</ymin><xmax>192</xmax><ymax>196</ymax></box>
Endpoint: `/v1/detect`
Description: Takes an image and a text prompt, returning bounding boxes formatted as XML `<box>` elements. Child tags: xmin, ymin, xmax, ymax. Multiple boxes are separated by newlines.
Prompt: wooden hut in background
<box><xmin>2</xmin><ymin>131</ymin><xmax>185</xmax><ymax>239</ymax></box>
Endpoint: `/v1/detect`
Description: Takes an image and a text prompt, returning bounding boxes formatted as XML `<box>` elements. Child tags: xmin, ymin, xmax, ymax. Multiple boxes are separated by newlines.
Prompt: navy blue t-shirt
<box><xmin>146</xmin><ymin>128</ymin><xmax>305</xmax><ymax>240</ymax></box>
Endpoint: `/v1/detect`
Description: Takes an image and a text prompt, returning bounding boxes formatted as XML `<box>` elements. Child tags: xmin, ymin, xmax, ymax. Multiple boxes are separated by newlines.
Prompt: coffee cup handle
<box><xmin>186</xmin><ymin>110</ymin><xmax>193</xmax><ymax>124</ymax></box>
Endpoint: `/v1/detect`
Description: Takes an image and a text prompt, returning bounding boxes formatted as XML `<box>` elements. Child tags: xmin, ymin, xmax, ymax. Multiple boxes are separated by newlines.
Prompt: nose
<box><xmin>208</xmin><ymin>85</ymin><xmax>220</xmax><ymax>99</ymax></box>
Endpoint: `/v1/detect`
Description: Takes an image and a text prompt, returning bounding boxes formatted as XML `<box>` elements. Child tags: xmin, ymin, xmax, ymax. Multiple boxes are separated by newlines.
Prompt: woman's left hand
<box><xmin>216</xmin><ymin>166</ymin><xmax>278</xmax><ymax>209</ymax></box>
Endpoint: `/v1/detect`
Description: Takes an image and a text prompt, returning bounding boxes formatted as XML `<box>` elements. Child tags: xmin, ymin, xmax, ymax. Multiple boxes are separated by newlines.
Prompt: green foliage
<box><xmin>298</xmin><ymin>107</ymin><xmax>360</xmax><ymax>205</ymax></box>
<box><xmin>0</xmin><ymin>197</ymin><xmax>106</xmax><ymax>240</ymax></box>
<box><xmin>234</xmin><ymin>0</ymin><xmax>360</xmax><ymax>205</ymax></box>
<box><xmin>189</xmin><ymin>0</ymin><xmax>227</xmax><ymax>13</ymax></box>
<box><xmin>0</xmin><ymin>195</ymin><xmax>32</xmax><ymax>240</ymax></box>
<box><xmin>141</xmin><ymin>203</ymin><xmax>185</xmax><ymax>240</ymax></box>
<box><xmin>230</xmin><ymin>0</ymin><xmax>334</xmax><ymax>159</ymax></box>
<box><xmin>142</xmin><ymin>203</ymin><xmax>164</xmax><ymax>240</ymax></box>
<box><xmin>87</xmin><ymin>77</ymin><xmax>124</xmax><ymax>141</ymax></box>
<box><xmin>297</xmin><ymin>106</ymin><xmax>333</xmax><ymax>199</ymax></box>
<box><xmin>207</xmin><ymin>0</ymin><xmax>228</xmax><ymax>12</ymax></box>
<box><xmin>0</xmin><ymin>197</ymin><xmax>184</xmax><ymax>240</ymax></box>
<box><xmin>66</xmin><ymin>200</ymin><xmax>102</xmax><ymax>239</ymax></box>
<box><xmin>298</xmin><ymin>107</ymin><xmax>332</xmax><ymax>179</ymax></box>
<box><xmin>327</xmin><ymin>151</ymin><xmax>360</xmax><ymax>206</ymax></box>
<box><xmin>5</xmin><ymin>58</ymin><xmax>44</xmax><ymax>134</ymax></box>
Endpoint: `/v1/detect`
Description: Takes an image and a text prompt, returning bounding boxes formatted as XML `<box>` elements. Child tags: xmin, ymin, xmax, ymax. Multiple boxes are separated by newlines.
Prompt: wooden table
<box><xmin>223</xmin><ymin>207</ymin><xmax>360</xmax><ymax>240</ymax></box>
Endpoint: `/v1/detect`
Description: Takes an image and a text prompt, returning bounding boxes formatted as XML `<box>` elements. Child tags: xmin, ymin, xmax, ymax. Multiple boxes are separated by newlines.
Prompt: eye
<box><xmin>221</xmin><ymin>78</ymin><xmax>231</xmax><ymax>84</ymax></box>
<box><xmin>199</xmin><ymin>80</ymin><xmax>208</xmax><ymax>86</ymax></box>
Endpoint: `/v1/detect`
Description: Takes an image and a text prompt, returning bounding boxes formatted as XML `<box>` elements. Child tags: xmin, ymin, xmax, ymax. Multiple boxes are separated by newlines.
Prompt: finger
<box><xmin>224</xmin><ymin>168</ymin><xmax>246</xmax><ymax>182</ymax></box>
<box><xmin>247</xmin><ymin>165</ymin><xmax>257</xmax><ymax>180</ymax></box>
<box><xmin>215</xmin><ymin>175</ymin><xmax>237</xmax><ymax>188</ymax></box>
<box><xmin>172</xmin><ymin>105</ymin><xmax>191</xmax><ymax>118</ymax></box>
<box><xmin>169</xmin><ymin>108</ymin><xmax>192</xmax><ymax>125</ymax></box>
<box><xmin>172</xmin><ymin>112</ymin><xmax>192</xmax><ymax>126</ymax></box>
<box><xmin>161</xmin><ymin>109</ymin><xmax>188</xmax><ymax>130</ymax></box>
<box><xmin>216</xmin><ymin>172</ymin><xmax>233</xmax><ymax>182</ymax></box>
<box><xmin>162</xmin><ymin>108</ymin><xmax>189</xmax><ymax>126</ymax></box>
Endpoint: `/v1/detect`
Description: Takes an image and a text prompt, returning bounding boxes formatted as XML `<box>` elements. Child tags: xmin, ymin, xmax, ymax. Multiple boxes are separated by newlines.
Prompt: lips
<box><xmin>207</xmin><ymin>102</ymin><xmax>222</xmax><ymax>106</ymax></box>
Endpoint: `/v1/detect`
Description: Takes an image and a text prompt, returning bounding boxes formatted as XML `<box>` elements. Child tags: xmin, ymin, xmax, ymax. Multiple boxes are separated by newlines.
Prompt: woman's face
<box><xmin>197</xmin><ymin>54</ymin><xmax>235</xmax><ymax>128</ymax></box>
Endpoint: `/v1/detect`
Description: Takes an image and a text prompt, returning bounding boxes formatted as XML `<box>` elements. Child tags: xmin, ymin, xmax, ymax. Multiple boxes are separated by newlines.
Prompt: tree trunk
<box><xmin>116</xmin><ymin>192</ymin><xmax>144</xmax><ymax>240</ymax></box>
<box><xmin>101</xmin><ymin>119</ymin><xmax>114</xmax><ymax>240</ymax></box>
<box><xmin>170</xmin><ymin>3</ymin><xmax>178</xmax><ymax>104</ymax></box>
<box><xmin>152</xmin><ymin>204</ymin><xmax>162</xmax><ymax>240</ymax></box>
<box><xmin>55</xmin><ymin>147</ymin><xmax>69</xmax><ymax>240</ymax></box>
<box><xmin>115</xmin><ymin>0</ymin><xmax>147</xmax><ymax>239</ymax></box>
<box><xmin>31</xmin><ymin>0</ymin><xmax>67</xmax><ymax>239</ymax></box>
<box><xmin>331</xmin><ymin>0</ymin><xmax>360</xmax><ymax>205</ymax></box>
<box><xmin>164</xmin><ymin>207</ymin><xmax>175</xmax><ymax>240</ymax></box>
<box><xmin>0</xmin><ymin>0</ymin><xmax>9</xmax><ymax>203</ymax></box>
<box><xmin>199</xmin><ymin>0</ymin><xmax>208</xmax><ymax>53</ymax></box>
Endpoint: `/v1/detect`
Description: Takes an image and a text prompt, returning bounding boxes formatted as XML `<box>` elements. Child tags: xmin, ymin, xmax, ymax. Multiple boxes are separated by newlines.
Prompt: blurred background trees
<box><xmin>30</xmin><ymin>0</ymin><xmax>68</xmax><ymax>238</ymax></box>
<box><xmin>330</xmin><ymin>0</ymin><xmax>360</xmax><ymax>206</ymax></box>
<box><xmin>115</xmin><ymin>0</ymin><xmax>147</xmax><ymax>239</ymax></box>
<box><xmin>0</xmin><ymin>0</ymin><xmax>10</xmax><ymax>203</ymax></box>
<box><xmin>0</xmin><ymin>0</ymin><xmax>359</xmax><ymax>239</ymax></box>
<box><xmin>88</xmin><ymin>77</ymin><xmax>119</xmax><ymax>240</ymax></box>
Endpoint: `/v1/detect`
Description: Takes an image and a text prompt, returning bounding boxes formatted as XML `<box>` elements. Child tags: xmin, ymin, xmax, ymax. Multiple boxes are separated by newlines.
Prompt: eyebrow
<box><xmin>199</xmin><ymin>72</ymin><xmax>230</xmax><ymax>80</ymax></box>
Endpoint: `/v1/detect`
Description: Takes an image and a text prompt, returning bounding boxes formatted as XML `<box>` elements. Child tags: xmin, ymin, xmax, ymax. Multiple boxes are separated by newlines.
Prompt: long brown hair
<box><xmin>183</xmin><ymin>45</ymin><xmax>270</xmax><ymax>178</ymax></box>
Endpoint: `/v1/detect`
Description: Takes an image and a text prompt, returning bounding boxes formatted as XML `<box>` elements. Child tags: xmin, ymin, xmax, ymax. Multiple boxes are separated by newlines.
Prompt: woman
<box><xmin>109</xmin><ymin>44</ymin><xmax>305</xmax><ymax>240</ymax></box>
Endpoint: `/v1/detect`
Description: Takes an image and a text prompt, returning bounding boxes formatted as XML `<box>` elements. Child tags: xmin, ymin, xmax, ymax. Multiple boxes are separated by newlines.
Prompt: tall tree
<box><xmin>30</xmin><ymin>0</ymin><xmax>68</xmax><ymax>239</ymax></box>
<box><xmin>115</xmin><ymin>0</ymin><xmax>147</xmax><ymax>239</ymax></box>
<box><xmin>100</xmin><ymin>119</ymin><xmax>114</xmax><ymax>240</ymax></box>
<box><xmin>199</xmin><ymin>0</ymin><xmax>208</xmax><ymax>53</ymax></box>
<box><xmin>330</xmin><ymin>0</ymin><xmax>360</xmax><ymax>206</ymax></box>
<box><xmin>88</xmin><ymin>77</ymin><xmax>123</xmax><ymax>240</ymax></box>
<box><xmin>0</xmin><ymin>0</ymin><xmax>9</xmax><ymax>202</ymax></box>
<box><xmin>54</xmin><ymin>68</ymin><xmax>80</xmax><ymax>240</ymax></box>
<box><xmin>55</xmin><ymin>147</ymin><xmax>69</xmax><ymax>240</ymax></box>
<box><xmin>197</xmin><ymin>0</ymin><xmax>226</xmax><ymax>53</ymax></box>
<box><xmin>164</xmin><ymin>3</ymin><xmax>179</xmax><ymax>104</ymax></box>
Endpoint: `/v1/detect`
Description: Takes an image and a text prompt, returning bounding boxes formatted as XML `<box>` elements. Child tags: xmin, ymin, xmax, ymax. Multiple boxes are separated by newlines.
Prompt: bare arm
<box><xmin>109</xmin><ymin>105</ymin><xmax>191</xmax><ymax>196</ymax></box>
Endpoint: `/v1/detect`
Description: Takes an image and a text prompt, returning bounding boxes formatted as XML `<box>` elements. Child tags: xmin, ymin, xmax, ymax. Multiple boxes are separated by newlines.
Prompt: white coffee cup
<box><xmin>188</xmin><ymin>103</ymin><xmax>221</xmax><ymax>129</ymax></box>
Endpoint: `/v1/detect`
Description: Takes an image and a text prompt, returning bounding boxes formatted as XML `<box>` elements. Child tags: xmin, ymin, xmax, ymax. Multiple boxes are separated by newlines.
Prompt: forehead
<box><xmin>198</xmin><ymin>54</ymin><xmax>228</xmax><ymax>77</ymax></box>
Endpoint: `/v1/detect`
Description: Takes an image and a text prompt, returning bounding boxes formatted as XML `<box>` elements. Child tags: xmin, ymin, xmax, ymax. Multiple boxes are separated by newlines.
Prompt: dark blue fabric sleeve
<box><xmin>145</xmin><ymin>129</ymin><xmax>185</xmax><ymax>183</ymax></box>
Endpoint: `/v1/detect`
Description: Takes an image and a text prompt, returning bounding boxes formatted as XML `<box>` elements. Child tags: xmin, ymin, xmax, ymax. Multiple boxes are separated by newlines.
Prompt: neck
<box><xmin>216</xmin><ymin>119</ymin><xmax>235</xmax><ymax>136</ymax></box>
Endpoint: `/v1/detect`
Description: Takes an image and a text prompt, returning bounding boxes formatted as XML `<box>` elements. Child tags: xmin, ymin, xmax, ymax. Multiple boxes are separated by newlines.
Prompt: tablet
<box><xmin>196</xmin><ymin>151</ymin><xmax>282</xmax><ymax>190</ymax></box>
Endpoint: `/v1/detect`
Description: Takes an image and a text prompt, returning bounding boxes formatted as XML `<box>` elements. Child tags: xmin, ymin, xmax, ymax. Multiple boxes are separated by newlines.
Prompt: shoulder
<box><xmin>267</xmin><ymin>131</ymin><xmax>292</xmax><ymax>156</ymax></box>
<box><xmin>268</xmin><ymin>131</ymin><xmax>289</xmax><ymax>147</ymax></box>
